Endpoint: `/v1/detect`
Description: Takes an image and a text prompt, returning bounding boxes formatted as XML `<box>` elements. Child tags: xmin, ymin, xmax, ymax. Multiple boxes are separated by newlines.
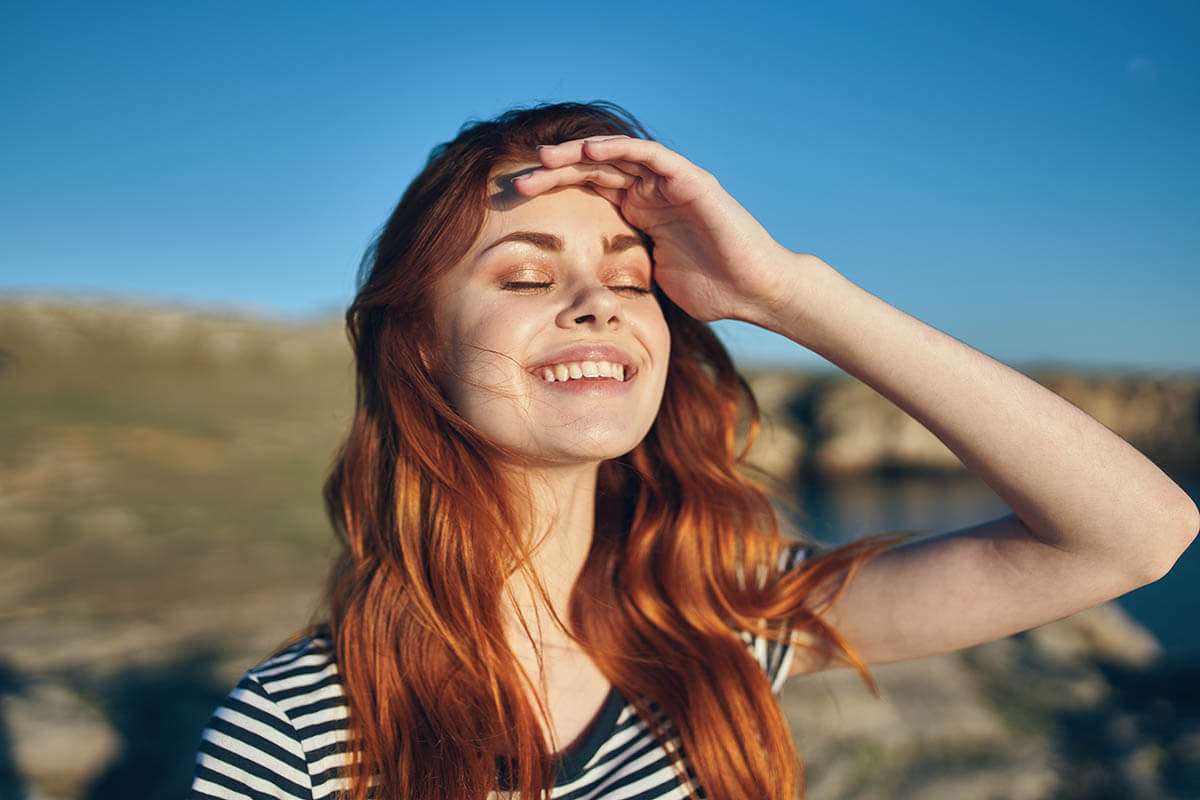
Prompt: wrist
<box><xmin>749</xmin><ymin>251</ymin><xmax>838</xmax><ymax>338</ymax></box>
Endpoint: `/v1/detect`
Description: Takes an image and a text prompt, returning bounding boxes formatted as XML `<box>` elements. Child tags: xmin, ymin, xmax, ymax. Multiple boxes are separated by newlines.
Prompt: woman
<box><xmin>190</xmin><ymin>102</ymin><xmax>1197</xmax><ymax>800</ymax></box>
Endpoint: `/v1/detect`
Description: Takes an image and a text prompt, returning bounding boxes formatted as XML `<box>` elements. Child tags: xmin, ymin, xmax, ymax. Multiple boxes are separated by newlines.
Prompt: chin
<box><xmin>514</xmin><ymin>425</ymin><xmax>651</xmax><ymax>468</ymax></box>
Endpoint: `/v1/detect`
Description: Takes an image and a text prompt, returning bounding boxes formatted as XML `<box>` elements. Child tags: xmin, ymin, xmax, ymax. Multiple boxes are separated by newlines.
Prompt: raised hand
<box><xmin>512</xmin><ymin>136</ymin><xmax>800</xmax><ymax>325</ymax></box>
<box><xmin>516</xmin><ymin>134</ymin><xmax>1197</xmax><ymax>679</ymax></box>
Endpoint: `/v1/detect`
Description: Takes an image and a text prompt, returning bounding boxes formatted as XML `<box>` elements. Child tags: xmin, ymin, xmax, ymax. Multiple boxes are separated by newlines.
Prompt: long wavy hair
<box><xmin>322</xmin><ymin>101</ymin><xmax>886</xmax><ymax>800</ymax></box>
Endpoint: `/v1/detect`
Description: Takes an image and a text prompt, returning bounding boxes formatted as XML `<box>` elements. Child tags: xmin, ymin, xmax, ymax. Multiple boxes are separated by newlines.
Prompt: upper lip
<box><xmin>528</xmin><ymin>343</ymin><xmax>638</xmax><ymax>377</ymax></box>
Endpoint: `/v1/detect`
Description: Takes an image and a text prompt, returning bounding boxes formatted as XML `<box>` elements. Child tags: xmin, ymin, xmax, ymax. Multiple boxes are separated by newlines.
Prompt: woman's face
<box><xmin>431</xmin><ymin>175</ymin><xmax>670</xmax><ymax>468</ymax></box>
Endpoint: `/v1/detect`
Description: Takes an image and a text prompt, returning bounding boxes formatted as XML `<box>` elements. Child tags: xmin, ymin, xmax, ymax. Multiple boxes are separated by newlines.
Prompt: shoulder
<box><xmin>191</xmin><ymin>631</ymin><xmax>351</xmax><ymax>800</ymax></box>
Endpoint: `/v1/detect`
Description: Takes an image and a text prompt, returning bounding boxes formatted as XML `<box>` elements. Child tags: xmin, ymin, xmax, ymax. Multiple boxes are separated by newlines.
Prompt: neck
<box><xmin>504</xmin><ymin>461</ymin><xmax>600</xmax><ymax>646</ymax></box>
<box><xmin>502</xmin><ymin>461</ymin><xmax>618</xmax><ymax>753</ymax></box>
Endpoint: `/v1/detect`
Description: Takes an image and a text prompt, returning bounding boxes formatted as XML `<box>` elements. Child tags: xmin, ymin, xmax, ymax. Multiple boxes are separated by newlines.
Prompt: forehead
<box><xmin>476</xmin><ymin>167</ymin><xmax>641</xmax><ymax>248</ymax></box>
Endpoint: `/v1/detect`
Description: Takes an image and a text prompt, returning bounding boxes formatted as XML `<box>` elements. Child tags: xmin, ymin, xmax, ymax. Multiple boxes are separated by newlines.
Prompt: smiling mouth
<box><xmin>535</xmin><ymin>359</ymin><xmax>632</xmax><ymax>383</ymax></box>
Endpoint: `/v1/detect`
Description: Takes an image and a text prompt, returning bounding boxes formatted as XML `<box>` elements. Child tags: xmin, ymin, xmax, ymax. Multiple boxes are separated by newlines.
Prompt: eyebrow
<box><xmin>604</xmin><ymin>234</ymin><xmax>645</xmax><ymax>254</ymax></box>
<box><xmin>480</xmin><ymin>231</ymin><xmax>647</xmax><ymax>255</ymax></box>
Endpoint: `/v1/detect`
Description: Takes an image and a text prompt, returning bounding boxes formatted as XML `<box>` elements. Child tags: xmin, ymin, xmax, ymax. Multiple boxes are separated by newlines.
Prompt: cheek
<box><xmin>638</xmin><ymin>304</ymin><xmax>672</xmax><ymax>365</ymax></box>
<box><xmin>438</xmin><ymin>304</ymin><xmax>538</xmax><ymax>403</ymax></box>
<box><xmin>643</xmin><ymin>311</ymin><xmax>672</xmax><ymax>404</ymax></box>
<box><xmin>452</xmin><ymin>303</ymin><xmax>537</xmax><ymax>364</ymax></box>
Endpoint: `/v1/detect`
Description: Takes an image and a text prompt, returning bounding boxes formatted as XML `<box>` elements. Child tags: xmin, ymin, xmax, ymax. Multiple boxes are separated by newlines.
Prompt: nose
<box><xmin>556</xmin><ymin>282</ymin><xmax>622</xmax><ymax>330</ymax></box>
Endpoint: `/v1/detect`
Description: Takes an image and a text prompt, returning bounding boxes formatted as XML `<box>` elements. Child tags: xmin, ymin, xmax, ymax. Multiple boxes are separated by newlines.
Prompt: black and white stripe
<box><xmin>192</xmin><ymin>638</ymin><xmax>352</xmax><ymax>799</ymax></box>
<box><xmin>190</xmin><ymin>627</ymin><xmax>794</xmax><ymax>800</ymax></box>
<box><xmin>192</xmin><ymin>544</ymin><xmax>813</xmax><ymax>800</ymax></box>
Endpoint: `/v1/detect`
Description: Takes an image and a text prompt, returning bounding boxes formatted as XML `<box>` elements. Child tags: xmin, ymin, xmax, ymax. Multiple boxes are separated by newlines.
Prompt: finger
<box><xmin>538</xmin><ymin>144</ymin><xmax>656</xmax><ymax>184</ymax></box>
<box><xmin>538</xmin><ymin>136</ymin><xmax>659</xmax><ymax>171</ymax></box>
<box><xmin>513</xmin><ymin>162</ymin><xmax>638</xmax><ymax>197</ymax></box>
<box><xmin>536</xmin><ymin>135</ymin><xmax>632</xmax><ymax>167</ymax></box>
<box><xmin>542</xmin><ymin>136</ymin><xmax>693</xmax><ymax>178</ymax></box>
<box><xmin>599</xmin><ymin>158</ymin><xmax>657</xmax><ymax>183</ymax></box>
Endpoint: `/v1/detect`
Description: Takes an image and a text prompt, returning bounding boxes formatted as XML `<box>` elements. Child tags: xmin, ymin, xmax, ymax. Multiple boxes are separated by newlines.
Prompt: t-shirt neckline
<box><xmin>555</xmin><ymin>685</ymin><xmax>626</xmax><ymax>783</ymax></box>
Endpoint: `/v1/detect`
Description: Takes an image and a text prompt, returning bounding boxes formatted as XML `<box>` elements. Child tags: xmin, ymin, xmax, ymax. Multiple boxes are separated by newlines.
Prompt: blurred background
<box><xmin>2</xmin><ymin>1</ymin><xmax>1198</xmax><ymax>798</ymax></box>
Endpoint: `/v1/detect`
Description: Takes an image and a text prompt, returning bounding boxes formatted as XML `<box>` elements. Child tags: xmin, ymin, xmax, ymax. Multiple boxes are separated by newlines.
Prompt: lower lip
<box><xmin>534</xmin><ymin>375</ymin><xmax>634</xmax><ymax>396</ymax></box>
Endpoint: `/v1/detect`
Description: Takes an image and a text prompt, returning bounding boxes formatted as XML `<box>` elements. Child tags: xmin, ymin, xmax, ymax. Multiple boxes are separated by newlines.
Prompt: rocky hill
<box><xmin>745</xmin><ymin>370</ymin><xmax>1200</xmax><ymax>483</ymax></box>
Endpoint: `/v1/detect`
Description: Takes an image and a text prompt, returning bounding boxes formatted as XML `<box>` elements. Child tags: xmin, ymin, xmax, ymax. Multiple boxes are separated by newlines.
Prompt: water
<box><xmin>790</xmin><ymin>474</ymin><xmax>1200</xmax><ymax>656</ymax></box>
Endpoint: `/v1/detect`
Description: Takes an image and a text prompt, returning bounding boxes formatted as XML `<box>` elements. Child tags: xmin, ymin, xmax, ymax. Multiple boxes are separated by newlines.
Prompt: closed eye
<box><xmin>501</xmin><ymin>282</ymin><xmax>651</xmax><ymax>296</ymax></box>
<box><xmin>501</xmin><ymin>281</ymin><xmax>553</xmax><ymax>293</ymax></box>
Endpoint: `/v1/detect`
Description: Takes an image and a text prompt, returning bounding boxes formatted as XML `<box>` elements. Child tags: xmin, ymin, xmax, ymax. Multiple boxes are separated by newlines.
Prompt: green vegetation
<box><xmin>0</xmin><ymin>299</ymin><xmax>350</xmax><ymax>632</ymax></box>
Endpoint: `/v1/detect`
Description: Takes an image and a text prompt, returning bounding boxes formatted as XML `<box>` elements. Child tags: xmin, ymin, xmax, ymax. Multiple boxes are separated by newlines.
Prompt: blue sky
<box><xmin>3</xmin><ymin>1</ymin><xmax>1197</xmax><ymax>369</ymax></box>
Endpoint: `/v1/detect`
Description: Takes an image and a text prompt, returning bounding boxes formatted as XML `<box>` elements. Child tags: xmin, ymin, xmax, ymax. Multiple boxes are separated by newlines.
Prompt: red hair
<box><xmin>321</xmin><ymin>102</ymin><xmax>887</xmax><ymax>799</ymax></box>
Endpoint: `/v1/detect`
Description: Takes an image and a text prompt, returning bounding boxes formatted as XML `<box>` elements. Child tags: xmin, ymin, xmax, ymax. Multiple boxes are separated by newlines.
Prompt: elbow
<box><xmin>1131</xmin><ymin>486</ymin><xmax>1199</xmax><ymax>587</ymax></box>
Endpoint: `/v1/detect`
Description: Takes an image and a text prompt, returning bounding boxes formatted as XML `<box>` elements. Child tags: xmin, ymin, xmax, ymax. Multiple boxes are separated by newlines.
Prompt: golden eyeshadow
<box><xmin>600</xmin><ymin>268</ymin><xmax>651</xmax><ymax>289</ymax></box>
<box><xmin>499</xmin><ymin>267</ymin><xmax>553</xmax><ymax>284</ymax></box>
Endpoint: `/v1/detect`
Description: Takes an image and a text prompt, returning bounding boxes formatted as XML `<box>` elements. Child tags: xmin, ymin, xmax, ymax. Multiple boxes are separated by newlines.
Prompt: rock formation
<box><xmin>745</xmin><ymin>369</ymin><xmax>1200</xmax><ymax>483</ymax></box>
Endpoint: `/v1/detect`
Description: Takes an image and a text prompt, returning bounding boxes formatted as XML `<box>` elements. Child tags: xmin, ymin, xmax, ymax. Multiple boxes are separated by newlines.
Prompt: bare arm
<box><xmin>761</xmin><ymin>255</ymin><xmax>1197</xmax><ymax>670</ymax></box>
<box><xmin>515</xmin><ymin>137</ymin><xmax>1199</xmax><ymax>672</ymax></box>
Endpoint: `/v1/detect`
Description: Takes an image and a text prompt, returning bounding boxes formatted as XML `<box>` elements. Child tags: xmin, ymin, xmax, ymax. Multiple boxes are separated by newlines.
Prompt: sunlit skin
<box><xmin>433</xmin><ymin>178</ymin><xmax>670</xmax><ymax>470</ymax></box>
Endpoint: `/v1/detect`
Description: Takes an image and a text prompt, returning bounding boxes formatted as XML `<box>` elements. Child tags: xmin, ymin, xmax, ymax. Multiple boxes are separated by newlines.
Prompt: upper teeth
<box><xmin>540</xmin><ymin>360</ymin><xmax>626</xmax><ymax>382</ymax></box>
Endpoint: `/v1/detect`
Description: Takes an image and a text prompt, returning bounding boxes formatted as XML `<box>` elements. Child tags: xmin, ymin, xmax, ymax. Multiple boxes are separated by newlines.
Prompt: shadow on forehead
<box><xmin>490</xmin><ymin>166</ymin><xmax>541</xmax><ymax>212</ymax></box>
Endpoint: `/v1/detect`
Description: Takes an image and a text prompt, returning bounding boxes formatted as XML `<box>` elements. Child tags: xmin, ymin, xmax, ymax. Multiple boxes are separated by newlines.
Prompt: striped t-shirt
<box><xmin>190</xmin><ymin>628</ymin><xmax>796</xmax><ymax>800</ymax></box>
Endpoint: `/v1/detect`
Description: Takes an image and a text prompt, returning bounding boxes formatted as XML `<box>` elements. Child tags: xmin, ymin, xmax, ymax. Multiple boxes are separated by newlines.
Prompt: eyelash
<box><xmin>500</xmin><ymin>281</ymin><xmax>652</xmax><ymax>296</ymax></box>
